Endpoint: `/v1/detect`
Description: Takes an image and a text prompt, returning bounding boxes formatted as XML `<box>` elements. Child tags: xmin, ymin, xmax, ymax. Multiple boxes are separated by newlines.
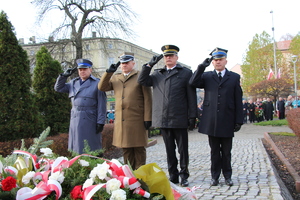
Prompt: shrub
<box><xmin>0</xmin><ymin>125</ymin><xmax>117</xmax><ymax>158</ymax></box>
<box><xmin>286</xmin><ymin>108</ymin><xmax>300</xmax><ymax>137</ymax></box>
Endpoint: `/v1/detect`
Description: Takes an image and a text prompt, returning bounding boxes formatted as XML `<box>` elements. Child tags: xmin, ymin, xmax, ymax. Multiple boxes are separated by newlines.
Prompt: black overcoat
<box><xmin>138</xmin><ymin>64</ymin><xmax>197</xmax><ymax>128</ymax></box>
<box><xmin>189</xmin><ymin>67</ymin><xmax>243</xmax><ymax>138</ymax></box>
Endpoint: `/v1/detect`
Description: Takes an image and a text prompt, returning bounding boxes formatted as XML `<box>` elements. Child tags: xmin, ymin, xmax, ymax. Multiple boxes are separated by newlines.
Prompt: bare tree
<box><xmin>31</xmin><ymin>0</ymin><xmax>137</xmax><ymax>66</ymax></box>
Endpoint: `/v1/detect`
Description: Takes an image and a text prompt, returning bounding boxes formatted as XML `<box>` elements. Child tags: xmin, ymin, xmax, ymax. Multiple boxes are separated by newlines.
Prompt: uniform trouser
<box><xmin>122</xmin><ymin>147</ymin><xmax>146</xmax><ymax>170</ymax></box>
<box><xmin>161</xmin><ymin>128</ymin><xmax>189</xmax><ymax>181</ymax></box>
<box><xmin>208</xmin><ymin>136</ymin><xmax>233</xmax><ymax>180</ymax></box>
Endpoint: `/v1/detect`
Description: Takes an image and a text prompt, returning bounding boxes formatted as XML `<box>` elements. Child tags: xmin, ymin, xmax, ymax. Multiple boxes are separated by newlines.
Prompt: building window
<box><xmin>108</xmin><ymin>43</ymin><xmax>113</xmax><ymax>49</ymax></box>
<box><xmin>30</xmin><ymin>50</ymin><xmax>35</xmax><ymax>56</ymax></box>
<box><xmin>86</xmin><ymin>44</ymin><xmax>90</xmax><ymax>50</ymax></box>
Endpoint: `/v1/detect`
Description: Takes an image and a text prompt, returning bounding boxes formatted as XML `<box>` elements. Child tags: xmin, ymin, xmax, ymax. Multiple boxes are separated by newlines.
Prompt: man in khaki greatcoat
<box><xmin>98</xmin><ymin>52</ymin><xmax>152</xmax><ymax>170</ymax></box>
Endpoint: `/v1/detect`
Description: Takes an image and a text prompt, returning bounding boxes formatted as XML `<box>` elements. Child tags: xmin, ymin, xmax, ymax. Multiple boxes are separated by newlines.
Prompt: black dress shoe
<box><xmin>180</xmin><ymin>179</ymin><xmax>189</xmax><ymax>187</ymax></box>
<box><xmin>225</xmin><ymin>178</ymin><xmax>233</xmax><ymax>186</ymax></box>
<box><xmin>169</xmin><ymin>178</ymin><xmax>179</xmax><ymax>184</ymax></box>
<box><xmin>210</xmin><ymin>179</ymin><xmax>219</xmax><ymax>186</ymax></box>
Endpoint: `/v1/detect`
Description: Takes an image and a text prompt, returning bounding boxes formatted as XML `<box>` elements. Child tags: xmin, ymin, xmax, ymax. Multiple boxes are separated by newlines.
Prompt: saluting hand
<box><xmin>107</xmin><ymin>61</ymin><xmax>120</xmax><ymax>73</ymax></box>
<box><xmin>148</xmin><ymin>54</ymin><xmax>163</xmax><ymax>67</ymax></box>
<box><xmin>199</xmin><ymin>57</ymin><xmax>213</xmax><ymax>68</ymax></box>
<box><xmin>62</xmin><ymin>68</ymin><xmax>76</xmax><ymax>77</ymax></box>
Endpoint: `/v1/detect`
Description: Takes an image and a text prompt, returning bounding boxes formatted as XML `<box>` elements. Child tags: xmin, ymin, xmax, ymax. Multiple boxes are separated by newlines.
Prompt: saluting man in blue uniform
<box><xmin>54</xmin><ymin>59</ymin><xmax>107</xmax><ymax>154</ymax></box>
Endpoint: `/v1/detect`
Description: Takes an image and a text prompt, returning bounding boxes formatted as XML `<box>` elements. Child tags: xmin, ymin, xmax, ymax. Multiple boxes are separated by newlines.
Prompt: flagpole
<box><xmin>270</xmin><ymin>10</ymin><xmax>277</xmax><ymax>78</ymax></box>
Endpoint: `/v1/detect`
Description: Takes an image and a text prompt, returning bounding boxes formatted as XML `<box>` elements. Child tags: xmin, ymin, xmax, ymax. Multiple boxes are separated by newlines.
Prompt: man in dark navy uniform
<box><xmin>189</xmin><ymin>48</ymin><xmax>243</xmax><ymax>186</ymax></box>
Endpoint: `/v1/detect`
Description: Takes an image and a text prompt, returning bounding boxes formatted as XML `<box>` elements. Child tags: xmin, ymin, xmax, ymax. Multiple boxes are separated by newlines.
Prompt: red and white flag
<box><xmin>267</xmin><ymin>68</ymin><xmax>273</xmax><ymax>80</ymax></box>
<box><xmin>277</xmin><ymin>68</ymin><xmax>281</xmax><ymax>79</ymax></box>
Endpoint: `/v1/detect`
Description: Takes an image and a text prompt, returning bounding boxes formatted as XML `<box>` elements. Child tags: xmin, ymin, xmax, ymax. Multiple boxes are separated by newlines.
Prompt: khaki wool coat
<box><xmin>98</xmin><ymin>69</ymin><xmax>152</xmax><ymax>148</ymax></box>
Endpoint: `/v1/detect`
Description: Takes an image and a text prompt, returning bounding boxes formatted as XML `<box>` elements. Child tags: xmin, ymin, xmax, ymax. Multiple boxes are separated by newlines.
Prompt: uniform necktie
<box><xmin>218</xmin><ymin>72</ymin><xmax>222</xmax><ymax>81</ymax></box>
<box><xmin>167</xmin><ymin>69</ymin><xmax>172</xmax><ymax>73</ymax></box>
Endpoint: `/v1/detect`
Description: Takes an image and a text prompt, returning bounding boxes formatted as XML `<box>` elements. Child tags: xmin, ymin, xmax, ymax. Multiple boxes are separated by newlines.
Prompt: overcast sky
<box><xmin>1</xmin><ymin>0</ymin><xmax>300</xmax><ymax>71</ymax></box>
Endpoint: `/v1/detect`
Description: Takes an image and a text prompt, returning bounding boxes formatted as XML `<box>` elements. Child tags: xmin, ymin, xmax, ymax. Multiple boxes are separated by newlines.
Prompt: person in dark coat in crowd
<box><xmin>242</xmin><ymin>100</ymin><xmax>248</xmax><ymax>124</ymax></box>
<box><xmin>276</xmin><ymin>97</ymin><xmax>285</xmax><ymax>120</ymax></box>
<box><xmin>138</xmin><ymin>45</ymin><xmax>197</xmax><ymax>187</ymax></box>
<box><xmin>247</xmin><ymin>99</ymin><xmax>256</xmax><ymax>123</ymax></box>
<box><xmin>189</xmin><ymin>47</ymin><xmax>243</xmax><ymax>187</ymax></box>
<box><xmin>265</xmin><ymin>98</ymin><xmax>274</xmax><ymax>121</ymax></box>
<box><xmin>98</xmin><ymin>52</ymin><xmax>152</xmax><ymax>170</ymax></box>
<box><xmin>54</xmin><ymin>59</ymin><xmax>107</xmax><ymax>154</ymax></box>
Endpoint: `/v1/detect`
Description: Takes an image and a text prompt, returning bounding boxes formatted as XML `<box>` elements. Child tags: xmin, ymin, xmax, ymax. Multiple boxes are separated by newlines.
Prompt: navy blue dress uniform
<box><xmin>189</xmin><ymin>48</ymin><xmax>243</xmax><ymax>186</ymax></box>
<box><xmin>54</xmin><ymin>59</ymin><xmax>107</xmax><ymax>154</ymax></box>
<box><xmin>138</xmin><ymin>45</ymin><xmax>197</xmax><ymax>187</ymax></box>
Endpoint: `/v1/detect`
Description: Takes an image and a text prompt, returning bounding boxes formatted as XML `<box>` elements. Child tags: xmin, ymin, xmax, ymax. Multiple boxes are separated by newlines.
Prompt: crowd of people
<box><xmin>239</xmin><ymin>95</ymin><xmax>296</xmax><ymax>124</ymax></box>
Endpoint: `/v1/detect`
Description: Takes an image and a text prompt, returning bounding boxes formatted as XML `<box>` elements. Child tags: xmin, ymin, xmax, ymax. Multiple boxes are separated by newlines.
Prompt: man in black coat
<box><xmin>189</xmin><ymin>47</ymin><xmax>243</xmax><ymax>186</ymax></box>
<box><xmin>247</xmin><ymin>99</ymin><xmax>256</xmax><ymax>123</ymax></box>
<box><xmin>138</xmin><ymin>45</ymin><xmax>197</xmax><ymax>187</ymax></box>
<box><xmin>265</xmin><ymin>98</ymin><xmax>274</xmax><ymax>121</ymax></box>
<box><xmin>276</xmin><ymin>97</ymin><xmax>285</xmax><ymax>119</ymax></box>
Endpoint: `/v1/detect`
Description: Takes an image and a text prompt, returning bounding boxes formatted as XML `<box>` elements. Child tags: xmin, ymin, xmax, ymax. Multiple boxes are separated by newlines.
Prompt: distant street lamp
<box><xmin>270</xmin><ymin>11</ymin><xmax>277</xmax><ymax>78</ymax></box>
<box><xmin>292</xmin><ymin>55</ymin><xmax>298</xmax><ymax>108</ymax></box>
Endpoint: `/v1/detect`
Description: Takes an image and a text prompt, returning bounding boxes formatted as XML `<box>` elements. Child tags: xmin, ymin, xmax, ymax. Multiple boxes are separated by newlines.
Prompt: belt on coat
<box><xmin>73</xmin><ymin>106</ymin><xmax>97</xmax><ymax>111</ymax></box>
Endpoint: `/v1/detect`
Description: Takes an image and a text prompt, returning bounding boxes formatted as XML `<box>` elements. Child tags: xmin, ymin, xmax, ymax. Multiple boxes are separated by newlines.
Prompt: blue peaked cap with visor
<box><xmin>119</xmin><ymin>52</ymin><xmax>134</xmax><ymax>63</ymax></box>
<box><xmin>209</xmin><ymin>47</ymin><xmax>228</xmax><ymax>59</ymax></box>
<box><xmin>76</xmin><ymin>59</ymin><xmax>93</xmax><ymax>68</ymax></box>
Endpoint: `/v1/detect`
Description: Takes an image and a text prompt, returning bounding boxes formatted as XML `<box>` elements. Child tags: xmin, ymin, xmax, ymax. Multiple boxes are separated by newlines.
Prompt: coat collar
<box><xmin>212</xmin><ymin>68</ymin><xmax>230</xmax><ymax>84</ymax></box>
<box><xmin>116</xmin><ymin>69</ymin><xmax>138</xmax><ymax>82</ymax></box>
<box><xmin>156</xmin><ymin>64</ymin><xmax>183</xmax><ymax>73</ymax></box>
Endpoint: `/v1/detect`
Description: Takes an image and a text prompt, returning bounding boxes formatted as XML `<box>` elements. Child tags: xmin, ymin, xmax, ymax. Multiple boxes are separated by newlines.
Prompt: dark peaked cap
<box><xmin>209</xmin><ymin>47</ymin><xmax>228</xmax><ymax>59</ymax></box>
<box><xmin>76</xmin><ymin>59</ymin><xmax>93</xmax><ymax>68</ymax></box>
<box><xmin>161</xmin><ymin>45</ymin><xmax>180</xmax><ymax>55</ymax></box>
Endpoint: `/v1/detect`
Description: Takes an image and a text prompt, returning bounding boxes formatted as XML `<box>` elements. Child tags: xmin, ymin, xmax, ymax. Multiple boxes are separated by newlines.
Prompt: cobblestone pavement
<box><xmin>144</xmin><ymin>123</ymin><xmax>294</xmax><ymax>200</ymax></box>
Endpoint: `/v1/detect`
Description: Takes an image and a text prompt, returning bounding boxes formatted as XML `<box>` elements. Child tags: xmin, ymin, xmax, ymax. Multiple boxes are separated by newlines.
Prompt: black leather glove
<box><xmin>148</xmin><ymin>54</ymin><xmax>163</xmax><ymax>67</ymax></box>
<box><xmin>106</xmin><ymin>61</ymin><xmax>120</xmax><ymax>73</ymax></box>
<box><xmin>144</xmin><ymin>121</ymin><xmax>152</xmax><ymax>130</ymax></box>
<box><xmin>96</xmin><ymin>124</ymin><xmax>104</xmax><ymax>134</ymax></box>
<box><xmin>61</xmin><ymin>68</ymin><xmax>76</xmax><ymax>77</ymax></box>
<box><xmin>199</xmin><ymin>57</ymin><xmax>213</xmax><ymax>68</ymax></box>
<box><xmin>234</xmin><ymin>124</ymin><xmax>242</xmax><ymax>132</ymax></box>
<box><xmin>188</xmin><ymin>118</ymin><xmax>196</xmax><ymax>130</ymax></box>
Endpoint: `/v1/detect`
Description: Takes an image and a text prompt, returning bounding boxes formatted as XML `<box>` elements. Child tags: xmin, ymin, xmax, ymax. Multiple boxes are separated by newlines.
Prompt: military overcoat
<box><xmin>54</xmin><ymin>75</ymin><xmax>106</xmax><ymax>154</ymax></box>
<box><xmin>98</xmin><ymin>69</ymin><xmax>152</xmax><ymax>148</ymax></box>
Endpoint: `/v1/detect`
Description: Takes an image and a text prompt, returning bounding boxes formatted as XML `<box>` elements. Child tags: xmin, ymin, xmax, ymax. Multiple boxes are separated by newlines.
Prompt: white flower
<box><xmin>79</xmin><ymin>159</ymin><xmax>89</xmax><ymax>167</ymax></box>
<box><xmin>49</xmin><ymin>171</ymin><xmax>65</xmax><ymax>183</ymax></box>
<box><xmin>40</xmin><ymin>148</ymin><xmax>53</xmax><ymax>156</ymax></box>
<box><xmin>22</xmin><ymin>171</ymin><xmax>35</xmax><ymax>184</ymax></box>
<box><xmin>83</xmin><ymin>178</ymin><xmax>94</xmax><ymax>189</ymax></box>
<box><xmin>89</xmin><ymin>162</ymin><xmax>111</xmax><ymax>180</ymax></box>
<box><xmin>110</xmin><ymin>189</ymin><xmax>126</xmax><ymax>200</ymax></box>
<box><xmin>106</xmin><ymin>178</ymin><xmax>121</xmax><ymax>194</ymax></box>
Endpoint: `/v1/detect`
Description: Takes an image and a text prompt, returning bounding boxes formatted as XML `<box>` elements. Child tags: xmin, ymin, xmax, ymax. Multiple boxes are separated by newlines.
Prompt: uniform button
<box><xmin>217</xmin><ymin>110</ymin><xmax>219</xmax><ymax>112</ymax></box>
<box><xmin>124</xmin><ymin>86</ymin><xmax>125</xmax><ymax>88</ymax></box>
<box><xmin>122</xmin><ymin>97</ymin><xmax>124</xmax><ymax>99</ymax></box>
<box><xmin>218</xmin><ymin>102</ymin><xmax>220</xmax><ymax>105</ymax></box>
<box><xmin>218</xmin><ymin>95</ymin><xmax>221</xmax><ymax>97</ymax></box>
<box><xmin>122</xmin><ymin>119</ymin><xmax>124</xmax><ymax>121</ymax></box>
